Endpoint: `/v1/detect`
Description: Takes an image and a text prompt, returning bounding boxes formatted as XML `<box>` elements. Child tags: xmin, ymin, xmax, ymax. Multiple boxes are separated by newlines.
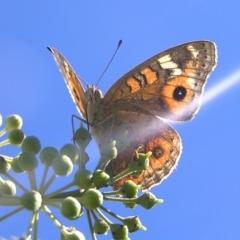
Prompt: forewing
<box><xmin>104</xmin><ymin>41</ymin><xmax>217</xmax><ymax>122</ymax></box>
<box><xmin>48</xmin><ymin>47</ymin><xmax>87</xmax><ymax>118</ymax></box>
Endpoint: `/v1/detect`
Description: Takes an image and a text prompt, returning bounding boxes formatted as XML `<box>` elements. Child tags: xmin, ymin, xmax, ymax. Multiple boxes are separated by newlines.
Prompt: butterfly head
<box><xmin>86</xmin><ymin>85</ymin><xmax>103</xmax><ymax>104</ymax></box>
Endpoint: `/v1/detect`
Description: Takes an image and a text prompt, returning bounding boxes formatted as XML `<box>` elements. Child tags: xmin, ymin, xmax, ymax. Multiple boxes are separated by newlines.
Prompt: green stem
<box><xmin>86</xmin><ymin>208</ymin><xmax>97</xmax><ymax>240</ymax></box>
<box><xmin>95</xmin><ymin>156</ymin><xmax>110</xmax><ymax>171</ymax></box>
<box><xmin>4</xmin><ymin>172</ymin><xmax>28</xmax><ymax>192</ymax></box>
<box><xmin>100</xmin><ymin>205</ymin><xmax>124</xmax><ymax>221</ymax></box>
<box><xmin>33</xmin><ymin>213</ymin><xmax>39</xmax><ymax>240</ymax></box>
<box><xmin>44</xmin><ymin>183</ymin><xmax>77</xmax><ymax>200</ymax></box>
<box><xmin>39</xmin><ymin>165</ymin><xmax>50</xmax><ymax>192</ymax></box>
<box><xmin>95</xmin><ymin>208</ymin><xmax>112</xmax><ymax>226</ymax></box>
<box><xmin>102</xmin><ymin>189</ymin><xmax>122</xmax><ymax>196</ymax></box>
<box><xmin>104</xmin><ymin>195</ymin><xmax>137</xmax><ymax>203</ymax></box>
<box><xmin>41</xmin><ymin>173</ymin><xmax>56</xmax><ymax>194</ymax></box>
<box><xmin>109</xmin><ymin>168</ymin><xmax>134</xmax><ymax>185</ymax></box>
<box><xmin>25</xmin><ymin>212</ymin><xmax>37</xmax><ymax>240</ymax></box>
<box><xmin>99</xmin><ymin>158</ymin><xmax>111</xmax><ymax>171</ymax></box>
<box><xmin>28</xmin><ymin>170</ymin><xmax>37</xmax><ymax>190</ymax></box>
<box><xmin>90</xmin><ymin>210</ymin><xmax>99</xmax><ymax>222</ymax></box>
<box><xmin>0</xmin><ymin>128</ymin><xmax>7</xmax><ymax>137</ymax></box>
<box><xmin>0</xmin><ymin>206</ymin><xmax>23</xmax><ymax>222</ymax></box>
<box><xmin>42</xmin><ymin>205</ymin><xmax>65</xmax><ymax>231</ymax></box>
<box><xmin>0</xmin><ymin>139</ymin><xmax>10</xmax><ymax>147</ymax></box>
<box><xmin>0</xmin><ymin>154</ymin><xmax>13</xmax><ymax>162</ymax></box>
<box><xmin>47</xmin><ymin>202</ymin><xmax>61</xmax><ymax>209</ymax></box>
<box><xmin>0</xmin><ymin>195</ymin><xmax>21</xmax><ymax>206</ymax></box>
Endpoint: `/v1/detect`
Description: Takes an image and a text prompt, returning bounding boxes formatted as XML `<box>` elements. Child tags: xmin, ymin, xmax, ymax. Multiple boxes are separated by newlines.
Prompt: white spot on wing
<box><xmin>158</xmin><ymin>54</ymin><xmax>182</xmax><ymax>76</ymax></box>
<box><xmin>158</xmin><ymin>54</ymin><xmax>178</xmax><ymax>69</ymax></box>
<box><xmin>158</xmin><ymin>54</ymin><xmax>172</xmax><ymax>63</ymax></box>
<box><xmin>186</xmin><ymin>77</ymin><xmax>197</xmax><ymax>89</ymax></box>
<box><xmin>172</xmin><ymin>68</ymin><xmax>182</xmax><ymax>76</ymax></box>
<box><xmin>187</xmin><ymin>45</ymin><xmax>199</xmax><ymax>59</ymax></box>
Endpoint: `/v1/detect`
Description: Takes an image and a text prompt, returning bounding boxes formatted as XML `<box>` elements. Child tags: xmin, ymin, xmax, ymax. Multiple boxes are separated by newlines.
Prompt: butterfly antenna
<box><xmin>95</xmin><ymin>40</ymin><xmax>122</xmax><ymax>87</ymax></box>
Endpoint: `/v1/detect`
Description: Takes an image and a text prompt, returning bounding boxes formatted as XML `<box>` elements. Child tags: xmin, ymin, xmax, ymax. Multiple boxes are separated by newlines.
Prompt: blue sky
<box><xmin>1</xmin><ymin>1</ymin><xmax>240</xmax><ymax>240</ymax></box>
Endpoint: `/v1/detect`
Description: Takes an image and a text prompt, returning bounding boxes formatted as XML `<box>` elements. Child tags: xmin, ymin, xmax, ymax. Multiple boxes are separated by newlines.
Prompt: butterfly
<box><xmin>47</xmin><ymin>41</ymin><xmax>217</xmax><ymax>191</ymax></box>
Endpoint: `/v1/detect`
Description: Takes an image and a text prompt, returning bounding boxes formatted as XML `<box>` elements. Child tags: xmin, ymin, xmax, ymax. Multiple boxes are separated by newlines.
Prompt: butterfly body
<box><xmin>48</xmin><ymin>41</ymin><xmax>217</xmax><ymax>191</ymax></box>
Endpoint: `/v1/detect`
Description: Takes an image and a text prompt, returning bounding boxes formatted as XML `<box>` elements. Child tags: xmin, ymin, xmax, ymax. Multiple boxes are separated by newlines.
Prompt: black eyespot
<box><xmin>173</xmin><ymin>86</ymin><xmax>187</xmax><ymax>101</ymax></box>
<box><xmin>153</xmin><ymin>146</ymin><xmax>164</xmax><ymax>159</ymax></box>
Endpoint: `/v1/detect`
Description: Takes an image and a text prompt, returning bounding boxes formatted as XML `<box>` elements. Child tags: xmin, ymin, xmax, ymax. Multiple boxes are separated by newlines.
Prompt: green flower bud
<box><xmin>124</xmin><ymin>202</ymin><xmax>137</xmax><ymax>209</ymax></box>
<box><xmin>18</xmin><ymin>152</ymin><xmax>38</xmax><ymax>171</ymax></box>
<box><xmin>110</xmin><ymin>224</ymin><xmax>129</xmax><ymax>240</ymax></box>
<box><xmin>61</xmin><ymin>227</ymin><xmax>86</xmax><ymax>240</ymax></box>
<box><xmin>128</xmin><ymin>152</ymin><xmax>151</xmax><ymax>171</ymax></box>
<box><xmin>92</xmin><ymin>169</ymin><xmax>110</xmax><ymax>188</ymax></box>
<box><xmin>52</xmin><ymin>155</ymin><xmax>73</xmax><ymax>176</ymax></box>
<box><xmin>0</xmin><ymin>179</ymin><xmax>16</xmax><ymax>195</ymax></box>
<box><xmin>122</xmin><ymin>216</ymin><xmax>146</xmax><ymax>232</ymax></box>
<box><xmin>5</xmin><ymin>114</ymin><xmax>23</xmax><ymax>130</ymax></box>
<box><xmin>120</xmin><ymin>180</ymin><xmax>140</xmax><ymax>198</ymax></box>
<box><xmin>60</xmin><ymin>144</ymin><xmax>80</xmax><ymax>164</ymax></box>
<box><xmin>79</xmin><ymin>189</ymin><xmax>103</xmax><ymax>210</ymax></box>
<box><xmin>99</xmin><ymin>141</ymin><xmax>117</xmax><ymax>161</ymax></box>
<box><xmin>136</xmin><ymin>192</ymin><xmax>163</xmax><ymax>209</ymax></box>
<box><xmin>11</xmin><ymin>156</ymin><xmax>24</xmax><ymax>173</ymax></box>
<box><xmin>61</xmin><ymin>197</ymin><xmax>82</xmax><ymax>220</ymax></box>
<box><xmin>20</xmin><ymin>190</ymin><xmax>42</xmax><ymax>211</ymax></box>
<box><xmin>73</xmin><ymin>124</ymin><xmax>92</xmax><ymax>150</ymax></box>
<box><xmin>0</xmin><ymin>156</ymin><xmax>11</xmax><ymax>173</ymax></box>
<box><xmin>8</xmin><ymin>129</ymin><xmax>25</xmax><ymax>146</ymax></box>
<box><xmin>21</xmin><ymin>136</ymin><xmax>41</xmax><ymax>154</ymax></box>
<box><xmin>94</xmin><ymin>218</ymin><xmax>110</xmax><ymax>235</ymax></box>
<box><xmin>40</xmin><ymin>146</ymin><xmax>59</xmax><ymax>166</ymax></box>
<box><xmin>109</xmin><ymin>152</ymin><xmax>151</xmax><ymax>187</ymax></box>
<box><xmin>99</xmin><ymin>141</ymin><xmax>117</xmax><ymax>166</ymax></box>
<box><xmin>74</xmin><ymin>169</ymin><xmax>93</xmax><ymax>189</ymax></box>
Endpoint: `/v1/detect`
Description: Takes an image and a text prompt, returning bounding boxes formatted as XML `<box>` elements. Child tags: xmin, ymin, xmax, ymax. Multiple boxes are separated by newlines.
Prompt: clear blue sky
<box><xmin>1</xmin><ymin>2</ymin><xmax>240</xmax><ymax>240</ymax></box>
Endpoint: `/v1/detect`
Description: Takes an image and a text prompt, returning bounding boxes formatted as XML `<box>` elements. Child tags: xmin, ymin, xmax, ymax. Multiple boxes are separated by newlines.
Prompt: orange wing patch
<box><xmin>126</xmin><ymin>77</ymin><xmax>141</xmax><ymax>92</ymax></box>
<box><xmin>141</xmin><ymin>67</ymin><xmax>158</xmax><ymax>84</ymax></box>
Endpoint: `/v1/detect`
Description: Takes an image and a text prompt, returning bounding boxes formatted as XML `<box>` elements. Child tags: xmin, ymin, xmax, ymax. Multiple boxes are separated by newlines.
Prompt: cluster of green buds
<box><xmin>0</xmin><ymin>114</ymin><xmax>163</xmax><ymax>240</ymax></box>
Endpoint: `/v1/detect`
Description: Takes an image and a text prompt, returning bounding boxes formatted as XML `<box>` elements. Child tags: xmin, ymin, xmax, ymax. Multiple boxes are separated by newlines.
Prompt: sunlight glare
<box><xmin>202</xmin><ymin>68</ymin><xmax>240</xmax><ymax>105</ymax></box>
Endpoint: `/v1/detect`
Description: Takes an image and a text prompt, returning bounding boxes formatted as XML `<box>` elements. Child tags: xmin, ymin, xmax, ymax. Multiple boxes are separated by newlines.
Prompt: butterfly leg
<box><xmin>71</xmin><ymin>114</ymin><xmax>92</xmax><ymax>143</ymax></box>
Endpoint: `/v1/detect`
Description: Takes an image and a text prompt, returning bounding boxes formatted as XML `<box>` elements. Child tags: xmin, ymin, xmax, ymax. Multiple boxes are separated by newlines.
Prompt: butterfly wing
<box><xmin>47</xmin><ymin>47</ymin><xmax>87</xmax><ymax>119</ymax></box>
<box><xmin>104</xmin><ymin>41</ymin><xmax>217</xmax><ymax>122</ymax></box>
<box><xmin>105</xmin><ymin>112</ymin><xmax>182</xmax><ymax>191</ymax></box>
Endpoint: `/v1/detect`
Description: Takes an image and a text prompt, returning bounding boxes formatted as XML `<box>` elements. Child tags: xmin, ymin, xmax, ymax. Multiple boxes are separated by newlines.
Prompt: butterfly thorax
<box><xmin>86</xmin><ymin>86</ymin><xmax>113</xmax><ymax>145</ymax></box>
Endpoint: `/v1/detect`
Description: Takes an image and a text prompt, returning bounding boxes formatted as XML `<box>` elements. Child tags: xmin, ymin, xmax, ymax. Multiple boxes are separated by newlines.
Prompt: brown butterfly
<box><xmin>48</xmin><ymin>41</ymin><xmax>217</xmax><ymax>191</ymax></box>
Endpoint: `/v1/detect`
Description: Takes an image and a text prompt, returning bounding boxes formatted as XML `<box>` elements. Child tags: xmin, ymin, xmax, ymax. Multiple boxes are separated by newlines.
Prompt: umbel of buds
<box><xmin>0</xmin><ymin>114</ymin><xmax>164</xmax><ymax>240</ymax></box>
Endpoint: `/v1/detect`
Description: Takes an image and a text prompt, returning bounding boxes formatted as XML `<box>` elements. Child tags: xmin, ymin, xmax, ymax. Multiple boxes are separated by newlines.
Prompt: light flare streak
<box><xmin>202</xmin><ymin>69</ymin><xmax>240</xmax><ymax>105</ymax></box>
